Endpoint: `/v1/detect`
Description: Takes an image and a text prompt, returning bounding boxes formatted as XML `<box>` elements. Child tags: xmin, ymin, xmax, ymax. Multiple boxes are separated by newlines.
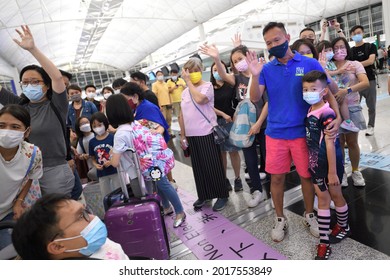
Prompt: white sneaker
<box><xmin>365</xmin><ymin>126</ymin><xmax>374</xmax><ymax>136</ymax></box>
<box><xmin>352</xmin><ymin>171</ymin><xmax>366</xmax><ymax>187</ymax></box>
<box><xmin>330</xmin><ymin>200</ymin><xmax>335</xmax><ymax>210</ymax></box>
<box><xmin>244</xmin><ymin>173</ymin><xmax>250</xmax><ymax>180</ymax></box>
<box><xmin>271</xmin><ymin>216</ymin><xmax>288</xmax><ymax>242</ymax></box>
<box><xmin>340</xmin><ymin>120</ymin><xmax>359</xmax><ymax>132</ymax></box>
<box><xmin>259</xmin><ymin>172</ymin><xmax>267</xmax><ymax>180</ymax></box>
<box><xmin>341</xmin><ymin>173</ymin><xmax>348</xmax><ymax>187</ymax></box>
<box><xmin>245</xmin><ymin>190</ymin><xmax>263</xmax><ymax>208</ymax></box>
<box><xmin>302</xmin><ymin>212</ymin><xmax>320</xmax><ymax>238</ymax></box>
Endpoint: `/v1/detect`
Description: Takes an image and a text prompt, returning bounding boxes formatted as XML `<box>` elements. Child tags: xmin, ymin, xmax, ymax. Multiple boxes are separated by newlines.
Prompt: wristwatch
<box><xmin>347</xmin><ymin>87</ymin><xmax>352</xmax><ymax>94</ymax></box>
<box><xmin>337</xmin><ymin>29</ymin><xmax>343</xmax><ymax>33</ymax></box>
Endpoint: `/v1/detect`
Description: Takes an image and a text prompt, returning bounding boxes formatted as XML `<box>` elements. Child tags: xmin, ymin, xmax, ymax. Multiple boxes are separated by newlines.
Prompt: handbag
<box><xmin>229</xmin><ymin>99</ymin><xmax>257</xmax><ymax>148</ymax></box>
<box><xmin>189</xmin><ymin>92</ymin><xmax>229</xmax><ymax>144</ymax></box>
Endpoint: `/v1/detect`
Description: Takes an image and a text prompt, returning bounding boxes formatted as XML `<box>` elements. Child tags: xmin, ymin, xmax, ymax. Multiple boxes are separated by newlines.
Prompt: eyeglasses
<box><xmin>19</xmin><ymin>80</ymin><xmax>44</xmax><ymax>87</ymax></box>
<box><xmin>51</xmin><ymin>208</ymin><xmax>91</xmax><ymax>241</ymax></box>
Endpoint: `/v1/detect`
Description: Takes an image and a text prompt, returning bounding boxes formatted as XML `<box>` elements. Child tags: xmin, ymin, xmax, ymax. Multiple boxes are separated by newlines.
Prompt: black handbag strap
<box><xmin>50</xmin><ymin>102</ymin><xmax>72</xmax><ymax>160</ymax></box>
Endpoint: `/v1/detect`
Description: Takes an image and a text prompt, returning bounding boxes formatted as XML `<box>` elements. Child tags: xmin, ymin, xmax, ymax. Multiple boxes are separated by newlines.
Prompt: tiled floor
<box><xmin>167</xmin><ymin>73</ymin><xmax>390</xmax><ymax>260</ymax></box>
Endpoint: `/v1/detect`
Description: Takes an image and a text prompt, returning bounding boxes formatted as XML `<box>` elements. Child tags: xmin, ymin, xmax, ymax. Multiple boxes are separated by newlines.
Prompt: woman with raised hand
<box><xmin>0</xmin><ymin>25</ymin><xmax>74</xmax><ymax>196</ymax></box>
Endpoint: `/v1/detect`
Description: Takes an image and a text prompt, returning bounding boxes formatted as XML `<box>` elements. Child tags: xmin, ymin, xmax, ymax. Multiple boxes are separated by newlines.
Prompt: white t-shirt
<box><xmin>112</xmin><ymin>124</ymin><xmax>137</xmax><ymax>180</ymax></box>
<box><xmin>0</xmin><ymin>141</ymin><xmax>43</xmax><ymax>220</ymax></box>
<box><xmin>76</xmin><ymin>133</ymin><xmax>95</xmax><ymax>169</ymax></box>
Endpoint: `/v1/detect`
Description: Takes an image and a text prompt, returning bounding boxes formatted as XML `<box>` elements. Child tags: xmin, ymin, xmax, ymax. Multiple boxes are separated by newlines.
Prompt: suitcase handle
<box><xmin>118</xmin><ymin>148</ymin><xmax>148</xmax><ymax>201</ymax></box>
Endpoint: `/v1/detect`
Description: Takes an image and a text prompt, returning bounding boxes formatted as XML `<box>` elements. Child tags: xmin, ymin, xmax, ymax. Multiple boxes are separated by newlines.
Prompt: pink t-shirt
<box><xmin>181</xmin><ymin>82</ymin><xmax>215</xmax><ymax>136</ymax></box>
<box><xmin>334</xmin><ymin>60</ymin><xmax>366</xmax><ymax>107</ymax></box>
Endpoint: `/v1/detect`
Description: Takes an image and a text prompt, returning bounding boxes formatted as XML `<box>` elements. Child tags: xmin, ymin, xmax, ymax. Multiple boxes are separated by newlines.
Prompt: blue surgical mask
<box><xmin>22</xmin><ymin>84</ymin><xmax>44</xmax><ymax>102</ymax></box>
<box><xmin>352</xmin><ymin>34</ymin><xmax>363</xmax><ymax>43</ymax></box>
<box><xmin>269</xmin><ymin>40</ymin><xmax>289</xmax><ymax>59</ymax></box>
<box><xmin>54</xmin><ymin>216</ymin><xmax>107</xmax><ymax>256</ymax></box>
<box><xmin>303</xmin><ymin>89</ymin><xmax>324</xmax><ymax>105</ymax></box>
<box><xmin>325</xmin><ymin>51</ymin><xmax>334</xmax><ymax>61</ymax></box>
<box><xmin>213</xmin><ymin>72</ymin><xmax>222</xmax><ymax>81</ymax></box>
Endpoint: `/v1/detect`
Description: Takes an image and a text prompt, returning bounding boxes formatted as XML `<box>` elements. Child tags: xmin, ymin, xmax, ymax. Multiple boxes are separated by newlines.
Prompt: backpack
<box><xmin>118</xmin><ymin>122</ymin><xmax>175</xmax><ymax>181</ymax></box>
<box><xmin>229</xmin><ymin>99</ymin><xmax>257</xmax><ymax>148</ymax></box>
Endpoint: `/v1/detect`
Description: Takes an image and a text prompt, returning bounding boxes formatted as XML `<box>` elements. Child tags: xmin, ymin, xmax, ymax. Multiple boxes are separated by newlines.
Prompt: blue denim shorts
<box><xmin>217</xmin><ymin>118</ymin><xmax>241</xmax><ymax>152</ymax></box>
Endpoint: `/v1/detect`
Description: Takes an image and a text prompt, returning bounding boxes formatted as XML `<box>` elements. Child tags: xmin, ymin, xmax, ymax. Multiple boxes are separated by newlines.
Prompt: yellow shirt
<box><xmin>152</xmin><ymin>81</ymin><xmax>171</xmax><ymax>106</ymax></box>
<box><xmin>167</xmin><ymin>78</ymin><xmax>186</xmax><ymax>103</ymax></box>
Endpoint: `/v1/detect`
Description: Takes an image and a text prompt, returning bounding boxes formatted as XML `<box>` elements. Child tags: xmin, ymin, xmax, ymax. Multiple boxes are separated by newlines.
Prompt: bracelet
<box><xmin>17</xmin><ymin>198</ymin><xmax>25</xmax><ymax>202</ymax></box>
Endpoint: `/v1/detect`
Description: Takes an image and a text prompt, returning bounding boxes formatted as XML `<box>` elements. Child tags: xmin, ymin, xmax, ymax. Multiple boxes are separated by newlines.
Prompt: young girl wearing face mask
<box><xmin>99</xmin><ymin>86</ymin><xmax>114</xmax><ymax>115</ymax></box>
<box><xmin>330</xmin><ymin>37</ymin><xmax>369</xmax><ymax>187</ymax></box>
<box><xmin>75</xmin><ymin>116</ymin><xmax>97</xmax><ymax>181</ymax></box>
<box><xmin>88</xmin><ymin>112</ymin><xmax>120</xmax><ymax>197</ymax></box>
<box><xmin>0</xmin><ymin>104</ymin><xmax>43</xmax><ymax>250</ymax></box>
<box><xmin>291</xmin><ymin>39</ymin><xmax>319</xmax><ymax>60</ymax></box>
<box><xmin>200</xmin><ymin>43</ymin><xmax>268</xmax><ymax>207</ymax></box>
<box><xmin>315</xmin><ymin>40</ymin><xmax>360</xmax><ymax>134</ymax></box>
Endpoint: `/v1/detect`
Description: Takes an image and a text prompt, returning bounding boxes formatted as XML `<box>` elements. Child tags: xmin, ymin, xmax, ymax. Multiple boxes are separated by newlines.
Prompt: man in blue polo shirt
<box><xmin>247</xmin><ymin>22</ymin><xmax>341</xmax><ymax>242</ymax></box>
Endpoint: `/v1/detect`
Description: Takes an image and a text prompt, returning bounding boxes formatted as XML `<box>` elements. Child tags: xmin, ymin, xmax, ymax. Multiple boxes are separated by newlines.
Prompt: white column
<box><xmin>198</xmin><ymin>23</ymin><xmax>206</xmax><ymax>42</ymax></box>
<box><xmin>383</xmin><ymin>0</ymin><xmax>390</xmax><ymax>47</ymax></box>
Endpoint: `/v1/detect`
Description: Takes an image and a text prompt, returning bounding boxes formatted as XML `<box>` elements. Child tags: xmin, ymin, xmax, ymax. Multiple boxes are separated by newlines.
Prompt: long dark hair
<box><xmin>19</xmin><ymin>64</ymin><xmax>53</xmax><ymax>105</ymax></box>
<box><xmin>210</xmin><ymin>61</ymin><xmax>229</xmax><ymax>88</ymax></box>
<box><xmin>74</xmin><ymin>116</ymin><xmax>90</xmax><ymax>139</ymax></box>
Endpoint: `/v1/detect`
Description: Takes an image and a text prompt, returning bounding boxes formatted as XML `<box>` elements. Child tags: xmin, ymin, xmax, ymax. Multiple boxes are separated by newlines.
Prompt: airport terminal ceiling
<box><xmin>0</xmin><ymin>0</ymin><xmax>382</xmax><ymax>74</ymax></box>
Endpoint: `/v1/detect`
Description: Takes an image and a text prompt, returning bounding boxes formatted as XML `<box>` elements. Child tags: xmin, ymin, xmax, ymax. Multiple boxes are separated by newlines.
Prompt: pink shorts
<box><xmin>265</xmin><ymin>136</ymin><xmax>311</xmax><ymax>178</ymax></box>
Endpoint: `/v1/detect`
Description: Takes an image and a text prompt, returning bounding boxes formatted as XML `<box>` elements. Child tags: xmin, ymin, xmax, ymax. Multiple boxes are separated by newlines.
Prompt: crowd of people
<box><xmin>0</xmin><ymin>18</ymin><xmax>386</xmax><ymax>260</ymax></box>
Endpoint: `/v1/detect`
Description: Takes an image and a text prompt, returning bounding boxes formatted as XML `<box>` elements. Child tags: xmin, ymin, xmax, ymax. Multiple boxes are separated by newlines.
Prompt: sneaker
<box><xmin>365</xmin><ymin>126</ymin><xmax>374</xmax><ymax>136</ymax></box>
<box><xmin>315</xmin><ymin>244</ymin><xmax>331</xmax><ymax>260</ymax></box>
<box><xmin>246</xmin><ymin>190</ymin><xmax>263</xmax><ymax>208</ymax></box>
<box><xmin>302</xmin><ymin>212</ymin><xmax>320</xmax><ymax>238</ymax></box>
<box><xmin>244</xmin><ymin>172</ymin><xmax>250</xmax><ymax>180</ymax></box>
<box><xmin>163</xmin><ymin>206</ymin><xmax>174</xmax><ymax>216</ymax></box>
<box><xmin>225</xmin><ymin>178</ymin><xmax>233</xmax><ymax>191</ymax></box>
<box><xmin>259</xmin><ymin>172</ymin><xmax>267</xmax><ymax>180</ymax></box>
<box><xmin>352</xmin><ymin>171</ymin><xmax>365</xmax><ymax>187</ymax></box>
<box><xmin>329</xmin><ymin>224</ymin><xmax>351</xmax><ymax>244</ymax></box>
<box><xmin>193</xmin><ymin>199</ymin><xmax>206</xmax><ymax>208</ymax></box>
<box><xmin>340</xmin><ymin>120</ymin><xmax>359</xmax><ymax>132</ymax></box>
<box><xmin>212</xmin><ymin>198</ymin><xmax>228</xmax><ymax>211</ymax></box>
<box><xmin>234</xmin><ymin>177</ymin><xmax>243</xmax><ymax>192</ymax></box>
<box><xmin>341</xmin><ymin>173</ymin><xmax>348</xmax><ymax>187</ymax></box>
<box><xmin>271</xmin><ymin>216</ymin><xmax>288</xmax><ymax>242</ymax></box>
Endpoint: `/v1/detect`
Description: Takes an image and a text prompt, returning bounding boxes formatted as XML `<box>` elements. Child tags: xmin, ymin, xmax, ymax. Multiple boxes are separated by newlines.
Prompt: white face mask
<box><xmin>93</xmin><ymin>126</ymin><xmax>106</xmax><ymax>136</ymax></box>
<box><xmin>87</xmin><ymin>92</ymin><xmax>96</xmax><ymax>99</ymax></box>
<box><xmin>104</xmin><ymin>93</ymin><xmax>112</xmax><ymax>100</ymax></box>
<box><xmin>80</xmin><ymin>124</ymin><xmax>91</xmax><ymax>133</ymax></box>
<box><xmin>114</xmin><ymin>89</ymin><xmax>120</xmax><ymax>94</ymax></box>
<box><xmin>157</xmin><ymin>76</ymin><xmax>164</xmax><ymax>81</ymax></box>
<box><xmin>0</xmin><ymin>129</ymin><xmax>25</xmax><ymax>148</ymax></box>
<box><xmin>303</xmin><ymin>89</ymin><xmax>324</xmax><ymax>105</ymax></box>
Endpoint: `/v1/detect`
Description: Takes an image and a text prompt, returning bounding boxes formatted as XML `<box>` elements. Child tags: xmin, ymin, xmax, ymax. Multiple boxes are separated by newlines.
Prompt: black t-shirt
<box><xmin>234</xmin><ymin>74</ymin><xmax>250</xmax><ymax>101</ymax></box>
<box><xmin>351</xmin><ymin>43</ymin><xmax>378</xmax><ymax>81</ymax></box>
<box><xmin>214</xmin><ymin>82</ymin><xmax>236</xmax><ymax>118</ymax></box>
<box><xmin>143</xmin><ymin>89</ymin><xmax>159</xmax><ymax>107</ymax></box>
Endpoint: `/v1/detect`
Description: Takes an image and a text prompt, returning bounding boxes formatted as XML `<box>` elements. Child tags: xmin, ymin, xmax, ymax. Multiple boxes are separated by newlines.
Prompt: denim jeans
<box><xmin>156</xmin><ymin>176</ymin><xmax>183</xmax><ymax>214</ymax></box>
<box><xmin>0</xmin><ymin>212</ymin><xmax>14</xmax><ymax>251</ymax></box>
<box><xmin>242</xmin><ymin>129</ymin><xmax>266</xmax><ymax>194</ymax></box>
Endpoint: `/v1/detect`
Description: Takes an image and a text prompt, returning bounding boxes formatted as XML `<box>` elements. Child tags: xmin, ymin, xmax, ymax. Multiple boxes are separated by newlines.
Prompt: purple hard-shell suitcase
<box><xmin>104</xmin><ymin>148</ymin><xmax>170</xmax><ymax>260</ymax></box>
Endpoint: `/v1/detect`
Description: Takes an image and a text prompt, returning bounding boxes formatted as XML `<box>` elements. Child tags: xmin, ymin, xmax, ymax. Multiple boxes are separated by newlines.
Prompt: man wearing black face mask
<box><xmin>247</xmin><ymin>22</ymin><xmax>342</xmax><ymax>243</ymax></box>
